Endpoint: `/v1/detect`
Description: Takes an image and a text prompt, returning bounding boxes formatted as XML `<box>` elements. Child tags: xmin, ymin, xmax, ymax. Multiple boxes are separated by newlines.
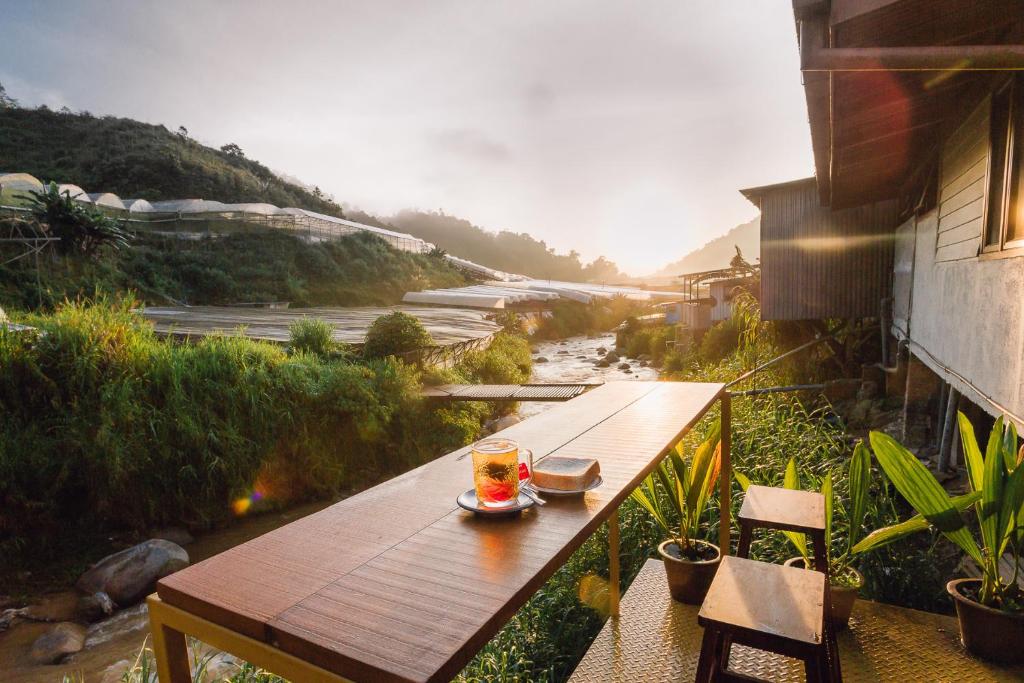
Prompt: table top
<box><xmin>157</xmin><ymin>381</ymin><xmax>724</xmax><ymax>683</ymax></box>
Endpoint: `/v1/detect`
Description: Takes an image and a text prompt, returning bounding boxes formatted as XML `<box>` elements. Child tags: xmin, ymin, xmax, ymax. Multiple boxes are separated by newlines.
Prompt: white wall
<box><xmin>904</xmin><ymin>209</ymin><xmax>1024</xmax><ymax>430</ymax></box>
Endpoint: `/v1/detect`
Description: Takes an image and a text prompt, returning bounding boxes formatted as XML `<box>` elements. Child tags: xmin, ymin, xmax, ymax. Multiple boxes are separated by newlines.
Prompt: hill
<box><xmin>651</xmin><ymin>216</ymin><xmax>760</xmax><ymax>277</ymax></box>
<box><xmin>388</xmin><ymin>209</ymin><xmax>623</xmax><ymax>282</ymax></box>
<box><xmin>0</xmin><ymin>106</ymin><xmax>343</xmax><ymax>214</ymax></box>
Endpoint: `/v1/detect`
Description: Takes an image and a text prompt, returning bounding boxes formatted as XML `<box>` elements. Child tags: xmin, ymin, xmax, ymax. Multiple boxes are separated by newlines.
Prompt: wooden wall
<box><xmin>935</xmin><ymin>96</ymin><xmax>989</xmax><ymax>262</ymax></box>
<box><xmin>758</xmin><ymin>179</ymin><xmax>898</xmax><ymax>320</ymax></box>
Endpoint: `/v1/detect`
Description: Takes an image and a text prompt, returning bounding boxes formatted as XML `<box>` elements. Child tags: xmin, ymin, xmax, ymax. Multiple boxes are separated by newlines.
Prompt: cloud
<box><xmin>430</xmin><ymin>128</ymin><xmax>512</xmax><ymax>163</ymax></box>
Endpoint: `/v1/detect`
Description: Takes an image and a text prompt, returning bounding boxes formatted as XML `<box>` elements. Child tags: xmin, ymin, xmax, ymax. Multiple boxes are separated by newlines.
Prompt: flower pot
<box><xmin>657</xmin><ymin>540</ymin><xmax>721</xmax><ymax>604</ymax></box>
<box><xmin>947</xmin><ymin>578</ymin><xmax>1024</xmax><ymax>664</ymax></box>
<box><xmin>783</xmin><ymin>557</ymin><xmax>863</xmax><ymax>629</ymax></box>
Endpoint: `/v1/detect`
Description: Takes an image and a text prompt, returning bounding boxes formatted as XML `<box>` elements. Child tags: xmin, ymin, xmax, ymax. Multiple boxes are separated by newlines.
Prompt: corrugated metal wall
<box><xmin>760</xmin><ymin>179</ymin><xmax>898</xmax><ymax>320</ymax></box>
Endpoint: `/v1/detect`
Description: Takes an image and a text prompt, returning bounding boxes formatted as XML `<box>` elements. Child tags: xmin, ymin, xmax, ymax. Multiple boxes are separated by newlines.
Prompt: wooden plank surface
<box><xmin>139</xmin><ymin>305</ymin><xmax>499</xmax><ymax>347</ymax></box>
<box><xmin>158</xmin><ymin>381</ymin><xmax>724</xmax><ymax>682</ymax></box>
<box><xmin>738</xmin><ymin>485</ymin><xmax>826</xmax><ymax>533</ymax></box>
<box><xmin>698</xmin><ymin>556</ymin><xmax>824</xmax><ymax>646</ymax></box>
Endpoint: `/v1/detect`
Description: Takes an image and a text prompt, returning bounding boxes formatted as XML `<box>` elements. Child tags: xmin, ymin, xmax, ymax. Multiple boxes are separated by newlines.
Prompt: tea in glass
<box><xmin>471</xmin><ymin>438</ymin><xmax>520</xmax><ymax>507</ymax></box>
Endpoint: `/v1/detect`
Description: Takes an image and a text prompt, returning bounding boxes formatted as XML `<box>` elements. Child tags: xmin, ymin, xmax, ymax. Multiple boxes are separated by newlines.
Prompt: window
<box><xmin>985</xmin><ymin>77</ymin><xmax>1024</xmax><ymax>252</ymax></box>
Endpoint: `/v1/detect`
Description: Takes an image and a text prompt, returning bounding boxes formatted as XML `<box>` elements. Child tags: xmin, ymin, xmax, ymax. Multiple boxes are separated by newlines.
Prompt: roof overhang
<box><xmin>739</xmin><ymin>177</ymin><xmax>817</xmax><ymax>208</ymax></box>
<box><xmin>794</xmin><ymin>0</ymin><xmax>1024</xmax><ymax>208</ymax></box>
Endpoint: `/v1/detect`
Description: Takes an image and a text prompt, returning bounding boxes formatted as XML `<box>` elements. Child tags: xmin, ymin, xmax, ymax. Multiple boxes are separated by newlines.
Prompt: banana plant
<box><xmin>856</xmin><ymin>413</ymin><xmax>1023</xmax><ymax>609</ymax></box>
<box><xmin>631</xmin><ymin>421</ymin><xmax>722</xmax><ymax>558</ymax></box>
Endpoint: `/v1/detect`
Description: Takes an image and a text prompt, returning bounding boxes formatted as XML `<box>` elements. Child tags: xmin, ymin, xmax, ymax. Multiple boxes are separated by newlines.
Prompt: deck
<box><xmin>569</xmin><ymin>559</ymin><xmax>1024</xmax><ymax>682</ymax></box>
<box><xmin>138</xmin><ymin>305</ymin><xmax>499</xmax><ymax>347</ymax></box>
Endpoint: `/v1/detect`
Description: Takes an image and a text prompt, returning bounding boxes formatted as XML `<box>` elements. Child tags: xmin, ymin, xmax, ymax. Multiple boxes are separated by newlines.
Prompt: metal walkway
<box><xmin>569</xmin><ymin>559</ymin><xmax>1023</xmax><ymax>682</ymax></box>
<box><xmin>423</xmin><ymin>383</ymin><xmax>600</xmax><ymax>401</ymax></box>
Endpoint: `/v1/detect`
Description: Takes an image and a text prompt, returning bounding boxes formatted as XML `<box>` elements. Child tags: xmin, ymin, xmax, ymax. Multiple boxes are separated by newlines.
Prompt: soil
<box><xmin>663</xmin><ymin>541</ymin><xmax>718</xmax><ymax>563</ymax></box>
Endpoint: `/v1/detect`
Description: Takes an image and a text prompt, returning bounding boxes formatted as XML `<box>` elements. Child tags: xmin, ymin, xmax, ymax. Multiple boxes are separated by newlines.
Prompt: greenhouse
<box><xmin>86</xmin><ymin>192</ymin><xmax>126</xmax><ymax>210</ymax></box>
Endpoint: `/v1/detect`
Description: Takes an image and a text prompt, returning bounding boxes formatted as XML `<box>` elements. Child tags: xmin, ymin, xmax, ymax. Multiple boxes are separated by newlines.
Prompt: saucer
<box><xmin>457</xmin><ymin>489</ymin><xmax>536</xmax><ymax>515</ymax></box>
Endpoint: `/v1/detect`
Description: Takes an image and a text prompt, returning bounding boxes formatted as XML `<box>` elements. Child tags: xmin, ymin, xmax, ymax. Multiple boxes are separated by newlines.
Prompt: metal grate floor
<box><xmin>569</xmin><ymin>559</ymin><xmax>1024</xmax><ymax>683</ymax></box>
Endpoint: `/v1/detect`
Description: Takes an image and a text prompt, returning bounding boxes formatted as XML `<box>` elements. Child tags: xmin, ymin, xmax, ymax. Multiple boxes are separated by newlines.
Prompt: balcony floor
<box><xmin>569</xmin><ymin>559</ymin><xmax>1023</xmax><ymax>682</ymax></box>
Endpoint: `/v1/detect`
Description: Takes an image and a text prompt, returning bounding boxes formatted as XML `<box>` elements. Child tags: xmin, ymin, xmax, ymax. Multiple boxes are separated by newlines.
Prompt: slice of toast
<box><xmin>532</xmin><ymin>456</ymin><xmax>600</xmax><ymax>491</ymax></box>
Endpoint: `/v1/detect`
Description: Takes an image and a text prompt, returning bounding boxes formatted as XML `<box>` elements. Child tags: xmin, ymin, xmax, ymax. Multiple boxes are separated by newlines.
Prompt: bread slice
<box><xmin>532</xmin><ymin>456</ymin><xmax>600</xmax><ymax>491</ymax></box>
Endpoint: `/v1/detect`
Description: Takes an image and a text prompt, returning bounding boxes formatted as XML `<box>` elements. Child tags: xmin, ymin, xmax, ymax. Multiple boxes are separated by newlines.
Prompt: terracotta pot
<box><xmin>783</xmin><ymin>557</ymin><xmax>863</xmax><ymax>629</ymax></box>
<box><xmin>947</xmin><ymin>578</ymin><xmax>1024</xmax><ymax>664</ymax></box>
<box><xmin>657</xmin><ymin>540</ymin><xmax>721</xmax><ymax>604</ymax></box>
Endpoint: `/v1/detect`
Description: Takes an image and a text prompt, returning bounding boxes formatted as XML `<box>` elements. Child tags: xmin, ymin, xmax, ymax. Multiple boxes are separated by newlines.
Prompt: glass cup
<box><xmin>471</xmin><ymin>438</ymin><xmax>533</xmax><ymax>507</ymax></box>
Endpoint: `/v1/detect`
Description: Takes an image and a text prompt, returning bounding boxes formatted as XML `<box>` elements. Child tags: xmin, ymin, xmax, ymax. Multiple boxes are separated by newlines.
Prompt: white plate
<box><xmin>530</xmin><ymin>475</ymin><xmax>604</xmax><ymax>496</ymax></box>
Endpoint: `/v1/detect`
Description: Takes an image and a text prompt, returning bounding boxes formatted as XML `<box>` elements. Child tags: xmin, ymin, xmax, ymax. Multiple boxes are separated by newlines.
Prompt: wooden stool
<box><xmin>694</xmin><ymin>485</ymin><xmax>842</xmax><ymax>682</ymax></box>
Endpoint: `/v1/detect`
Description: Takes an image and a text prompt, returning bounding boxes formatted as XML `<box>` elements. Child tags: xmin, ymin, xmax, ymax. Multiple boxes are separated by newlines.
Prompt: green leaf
<box><xmin>998</xmin><ymin>462</ymin><xmax>1024</xmax><ymax>556</ymax></box>
<box><xmin>852</xmin><ymin>491</ymin><xmax>981</xmax><ymax>554</ymax></box>
<box><xmin>734</xmin><ymin>470</ymin><xmax>751</xmax><ymax>491</ymax></box>
<box><xmin>686</xmin><ymin>435</ymin><xmax>717</xmax><ymax>519</ymax></box>
<box><xmin>1002</xmin><ymin>421</ymin><xmax>1019</xmax><ymax>472</ymax></box>
<box><xmin>784</xmin><ymin>457</ymin><xmax>799</xmax><ymax>491</ymax></box>
<box><xmin>847</xmin><ymin>441</ymin><xmax>871</xmax><ymax>552</ymax></box>
<box><xmin>780</xmin><ymin>457</ymin><xmax>808</xmax><ymax>560</ymax></box>
<box><xmin>958</xmin><ymin>412</ymin><xmax>984</xmax><ymax>493</ymax></box>
<box><xmin>868</xmin><ymin>431</ymin><xmax>984</xmax><ymax>566</ymax></box>
<box><xmin>979</xmin><ymin>418</ymin><xmax>1006</xmax><ymax>558</ymax></box>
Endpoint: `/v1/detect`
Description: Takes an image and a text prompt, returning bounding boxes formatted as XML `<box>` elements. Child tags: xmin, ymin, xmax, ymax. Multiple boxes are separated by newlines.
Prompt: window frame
<box><xmin>983</xmin><ymin>76</ymin><xmax>1024</xmax><ymax>254</ymax></box>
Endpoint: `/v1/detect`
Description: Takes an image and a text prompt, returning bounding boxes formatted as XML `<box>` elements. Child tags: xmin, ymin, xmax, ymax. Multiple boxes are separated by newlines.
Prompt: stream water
<box><xmin>0</xmin><ymin>333</ymin><xmax>657</xmax><ymax>683</ymax></box>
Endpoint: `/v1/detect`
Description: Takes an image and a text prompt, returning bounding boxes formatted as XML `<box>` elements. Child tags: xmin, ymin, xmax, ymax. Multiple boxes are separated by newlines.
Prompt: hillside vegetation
<box><xmin>652</xmin><ymin>216</ymin><xmax>760</xmax><ymax>276</ymax></box>
<box><xmin>0</xmin><ymin>225</ymin><xmax>468</xmax><ymax>310</ymax></box>
<box><xmin>0</xmin><ymin>106</ymin><xmax>342</xmax><ymax>213</ymax></box>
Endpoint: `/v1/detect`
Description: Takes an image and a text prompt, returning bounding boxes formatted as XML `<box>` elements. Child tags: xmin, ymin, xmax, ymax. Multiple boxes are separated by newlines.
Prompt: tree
<box><xmin>220</xmin><ymin>142</ymin><xmax>245</xmax><ymax>158</ymax></box>
<box><xmin>0</xmin><ymin>82</ymin><xmax>19</xmax><ymax>109</ymax></box>
<box><xmin>176</xmin><ymin>126</ymin><xmax>189</xmax><ymax>139</ymax></box>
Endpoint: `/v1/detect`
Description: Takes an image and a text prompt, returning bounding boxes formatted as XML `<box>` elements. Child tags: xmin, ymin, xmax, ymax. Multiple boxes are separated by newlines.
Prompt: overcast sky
<box><xmin>1</xmin><ymin>1</ymin><xmax>813</xmax><ymax>275</ymax></box>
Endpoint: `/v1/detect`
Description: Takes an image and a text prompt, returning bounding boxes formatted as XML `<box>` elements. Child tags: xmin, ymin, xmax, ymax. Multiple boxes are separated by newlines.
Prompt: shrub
<box><xmin>362</xmin><ymin>311</ymin><xmax>434</xmax><ymax>359</ymax></box>
<box><xmin>0</xmin><ymin>299</ymin><xmax>480</xmax><ymax>573</ymax></box>
<box><xmin>697</xmin><ymin>318</ymin><xmax>740</xmax><ymax>362</ymax></box>
<box><xmin>288</xmin><ymin>317</ymin><xmax>347</xmax><ymax>360</ymax></box>
<box><xmin>457</xmin><ymin>333</ymin><xmax>531</xmax><ymax>384</ymax></box>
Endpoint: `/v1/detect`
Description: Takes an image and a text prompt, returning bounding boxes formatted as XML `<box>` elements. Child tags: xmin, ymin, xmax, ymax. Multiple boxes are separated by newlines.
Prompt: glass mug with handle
<box><xmin>471</xmin><ymin>438</ymin><xmax>533</xmax><ymax>507</ymax></box>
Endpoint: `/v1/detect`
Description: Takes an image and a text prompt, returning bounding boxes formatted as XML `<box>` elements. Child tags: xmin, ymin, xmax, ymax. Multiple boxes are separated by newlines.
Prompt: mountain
<box><xmin>387</xmin><ymin>209</ymin><xmax>623</xmax><ymax>282</ymax></box>
<box><xmin>0</xmin><ymin>106</ymin><xmax>343</xmax><ymax>214</ymax></box>
<box><xmin>651</xmin><ymin>217</ymin><xmax>760</xmax><ymax>277</ymax></box>
<box><xmin>0</xmin><ymin>98</ymin><xmax>624</xmax><ymax>283</ymax></box>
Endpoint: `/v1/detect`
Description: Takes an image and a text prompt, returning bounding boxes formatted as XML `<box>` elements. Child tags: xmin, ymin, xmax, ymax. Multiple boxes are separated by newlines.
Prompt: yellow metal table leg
<box><xmin>149</xmin><ymin>598</ymin><xmax>193</xmax><ymax>683</ymax></box>
<box><xmin>609</xmin><ymin>509</ymin><xmax>621</xmax><ymax>618</ymax></box>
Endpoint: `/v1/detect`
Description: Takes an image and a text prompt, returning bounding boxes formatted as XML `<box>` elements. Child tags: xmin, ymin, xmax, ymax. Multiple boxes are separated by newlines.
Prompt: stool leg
<box><xmin>804</xmin><ymin>654</ymin><xmax>824</xmax><ymax>683</ymax></box>
<box><xmin>694</xmin><ymin>627</ymin><xmax>722</xmax><ymax>683</ymax></box>
<box><xmin>810</xmin><ymin>530</ymin><xmax>842</xmax><ymax>682</ymax></box>
<box><xmin>736</xmin><ymin>522</ymin><xmax>753</xmax><ymax>559</ymax></box>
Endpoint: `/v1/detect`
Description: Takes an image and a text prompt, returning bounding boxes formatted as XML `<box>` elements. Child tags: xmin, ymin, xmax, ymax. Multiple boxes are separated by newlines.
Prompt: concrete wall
<box><xmin>902</xmin><ymin>208</ymin><xmax>1024</xmax><ymax>430</ymax></box>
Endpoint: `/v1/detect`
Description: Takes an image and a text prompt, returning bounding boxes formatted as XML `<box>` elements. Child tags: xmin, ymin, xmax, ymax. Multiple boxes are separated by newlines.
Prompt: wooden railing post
<box><xmin>719</xmin><ymin>392</ymin><xmax>732</xmax><ymax>555</ymax></box>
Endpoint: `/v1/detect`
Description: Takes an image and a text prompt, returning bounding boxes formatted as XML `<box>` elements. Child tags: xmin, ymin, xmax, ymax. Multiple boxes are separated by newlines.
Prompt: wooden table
<box><xmin>151</xmin><ymin>381</ymin><xmax>727</xmax><ymax>683</ymax></box>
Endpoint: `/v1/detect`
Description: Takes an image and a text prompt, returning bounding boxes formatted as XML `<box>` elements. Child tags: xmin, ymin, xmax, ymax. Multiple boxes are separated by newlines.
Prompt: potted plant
<box><xmin>857</xmin><ymin>414</ymin><xmax>1023</xmax><ymax>664</ymax></box>
<box><xmin>734</xmin><ymin>443</ymin><xmax>871</xmax><ymax>628</ymax></box>
<box><xmin>631</xmin><ymin>423</ymin><xmax>722</xmax><ymax>604</ymax></box>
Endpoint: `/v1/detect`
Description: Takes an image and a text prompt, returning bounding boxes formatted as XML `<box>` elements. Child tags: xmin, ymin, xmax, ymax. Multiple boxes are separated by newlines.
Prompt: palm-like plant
<box><xmin>27</xmin><ymin>182</ymin><xmax>132</xmax><ymax>256</ymax></box>
<box><xmin>736</xmin><ymin>443</ymin><xmax>872</xmax><ymax>583</ymax></box>
<box><xmin>856</xmin><ymin>413</ymin><xmax>1022</xmax><ymax>610</ymax></box>
<box><xmin>631</xmin><ymin>422</ymin><xmax>722</xmax><ymax>559</ymax></box>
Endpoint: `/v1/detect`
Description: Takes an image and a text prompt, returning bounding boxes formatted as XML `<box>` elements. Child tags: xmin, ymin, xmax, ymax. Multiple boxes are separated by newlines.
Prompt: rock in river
<box><xmin>30</xmin><ymin>622</ymin><xmax>86</xmax><ymax>664</ymax></box>
<box><xmin>534</xmin><ymin>356</ymin><xmax>549</xmax><ymax>363</ymax></box>
<box><xmin>617</xmin><ymin>363</ymin><xmax>631</xmax><ymax>370</ymax></box>
<box><xmin>604</xmin><ymin>352</ymin><xmax>620</xmax><ymax>363</ymax></box>
<box><xmin>76</xmin><ymin>539</ymin><xmax>189</xmax><ymax>606</ymax></box>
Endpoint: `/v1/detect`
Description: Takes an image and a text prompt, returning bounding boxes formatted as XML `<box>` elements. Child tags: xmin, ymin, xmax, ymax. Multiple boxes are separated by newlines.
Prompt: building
<box><xmin>749</xmin><ymin>1</ymin><xmax>1024</xmax><ymax>450</ymax></box>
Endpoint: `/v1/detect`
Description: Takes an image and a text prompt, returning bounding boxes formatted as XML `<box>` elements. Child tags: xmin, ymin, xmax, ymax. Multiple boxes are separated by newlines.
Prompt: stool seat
<box><xmin>699</xmin><ymin>556</ymin><xmax>825</xmax><ymax>647</ymax></box>
<box><xmin>739</xmin><ymin>484</ymin><xmax>826</xmax><ymax>534</ymax></box>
